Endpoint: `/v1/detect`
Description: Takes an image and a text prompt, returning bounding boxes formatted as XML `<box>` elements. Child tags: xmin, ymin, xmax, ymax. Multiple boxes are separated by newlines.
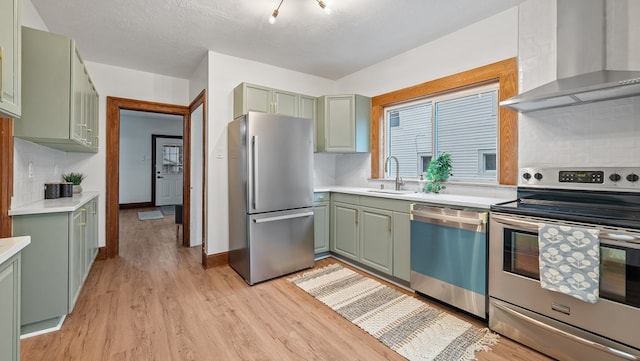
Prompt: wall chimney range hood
<box><xmin>501</xmin><ymin>0</ymin><xmax>640</xmax><ymax>112</ymax></box>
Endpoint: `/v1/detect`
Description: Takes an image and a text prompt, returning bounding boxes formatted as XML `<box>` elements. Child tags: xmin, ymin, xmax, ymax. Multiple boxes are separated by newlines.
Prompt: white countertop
<box><xmin>315</xmin><ymin>186</ymin><xmax>511</xmax><ymax>209</ymax></box>
<box><xmin>0</xmin><ymin>236</ymin><xmax>31</xmax><ymax>265</ymax></box>
<box><xmin>9</xmin><ymin>191</ymin><xmax>99</xmax><ymax>216</ymax></box>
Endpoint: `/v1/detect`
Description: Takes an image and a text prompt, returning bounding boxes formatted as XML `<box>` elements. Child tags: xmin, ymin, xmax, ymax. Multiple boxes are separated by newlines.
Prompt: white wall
<box><xmin>330</xmin><ymin>7</ymin><xmax>520</xmax><ymax>197</ymax></box>
<box><xmin>517</xmin><ymin>0</ymin><xmax>640</xmax><ymax>172</ymax></box>
<box><xmin>335</xmin><ymin>7</ymin><xmax>519</xmax><ymax>96</ymax></box>
<box><xmin>119</xmin><ymin>112</ymin><xmax>183</xmax><ymax>204</ymax></box>
<box><xmin>204</xmin><ymin>51</ymin><xmax>334</xmax><ymax>255</ymax></box>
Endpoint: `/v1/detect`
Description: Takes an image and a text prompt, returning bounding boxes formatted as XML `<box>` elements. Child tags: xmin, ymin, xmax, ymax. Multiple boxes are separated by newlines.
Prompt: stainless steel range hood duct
<box><xmin>501</xmin><ymin>0</ymin><xmax>640</xmax><ymax>112</ymax></box>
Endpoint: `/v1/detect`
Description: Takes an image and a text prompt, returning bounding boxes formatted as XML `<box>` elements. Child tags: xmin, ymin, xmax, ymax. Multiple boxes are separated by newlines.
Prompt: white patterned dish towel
<box><xmin>538</xmin><ymin>223</ymin><xmax>600</xmax><ymax>303</ymax></box>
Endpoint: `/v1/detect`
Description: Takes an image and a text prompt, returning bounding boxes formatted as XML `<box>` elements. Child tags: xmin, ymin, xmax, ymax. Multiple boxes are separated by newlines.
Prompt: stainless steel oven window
<box><xmin>501</xmin><ymin>222</ymin><xmax>640</xmax><ymax>308</ymax></box>
<box><xmin>503</xmin><ymin>229</ymin><xmax>539</xmax><ymax>279</ymax></box>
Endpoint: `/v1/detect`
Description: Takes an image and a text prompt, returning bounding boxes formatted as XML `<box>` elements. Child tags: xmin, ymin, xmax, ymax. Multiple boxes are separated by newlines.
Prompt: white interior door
<box><xmin>155</xmin><ymin>137</ymin><xmax>184</xmax><ymax>206</ymax></box>
<box><xmin>189</xmin><ymin>104</ymin><xmax>203</xmax><ymax>247</ymax></box>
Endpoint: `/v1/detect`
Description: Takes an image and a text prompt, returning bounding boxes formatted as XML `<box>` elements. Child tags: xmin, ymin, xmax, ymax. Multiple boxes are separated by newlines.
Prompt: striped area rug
<box><xmin>289</xmin><ymin>263</ymin><xmax>498</xmax><ymax>361</ymax></box>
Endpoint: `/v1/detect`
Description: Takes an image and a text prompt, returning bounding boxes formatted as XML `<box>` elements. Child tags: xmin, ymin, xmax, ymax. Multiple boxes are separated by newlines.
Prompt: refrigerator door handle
<box><xmin>251</xmin><ymin>135</ymin><xmax>259</xmax><ymax>210</ymax></box>
<box><xmin>254</xmin><ymin>211</ymin><xmax>314</xmax><ymax>224</ymax></box>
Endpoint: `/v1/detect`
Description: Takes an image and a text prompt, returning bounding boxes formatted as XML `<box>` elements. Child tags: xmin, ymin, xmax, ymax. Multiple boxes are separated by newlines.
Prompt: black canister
<box><xmin>60</xmin><ymin>182</ymin><xmax>74</xmax><ymax>197</ymax></box>
<box><xmin>44</xmin><ymin>183</ymin><xmax>61</xmax><ymax>199</ymax></box>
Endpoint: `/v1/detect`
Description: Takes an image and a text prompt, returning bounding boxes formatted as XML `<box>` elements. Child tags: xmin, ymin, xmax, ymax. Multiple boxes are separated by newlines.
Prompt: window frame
<box><xmin>383</xmin><ymin>83</ymin><xmax>499</xmax><ymax>181</ymax></box>
<box><xmin>370</xmin><ymin>58</ymin><xmax>518</xmax><ymax>185</ymax></box>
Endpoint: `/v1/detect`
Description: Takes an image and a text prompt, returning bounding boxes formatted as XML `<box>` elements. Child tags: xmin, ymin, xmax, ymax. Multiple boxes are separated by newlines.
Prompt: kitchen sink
<box><xmin>367</xmin><ymin>189</ymin><xmax>415</xmax><ymax>195</ymax></box>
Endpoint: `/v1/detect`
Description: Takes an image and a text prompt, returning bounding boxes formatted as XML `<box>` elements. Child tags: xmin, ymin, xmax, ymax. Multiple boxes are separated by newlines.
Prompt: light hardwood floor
<box><xmin>21</xmin><ymin>208</ymin><xmax>553</xmax><ymax>361</ymax></box>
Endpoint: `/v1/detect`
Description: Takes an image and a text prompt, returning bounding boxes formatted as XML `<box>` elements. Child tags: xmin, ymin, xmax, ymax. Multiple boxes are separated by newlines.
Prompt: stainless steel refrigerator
<box><xmin>228</xmin><ymin>112</ymin><xmax>314</xmax><ymax>285</ymax></box>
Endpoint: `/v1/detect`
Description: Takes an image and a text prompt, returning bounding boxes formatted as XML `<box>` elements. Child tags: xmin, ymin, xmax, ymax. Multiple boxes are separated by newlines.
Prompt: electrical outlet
<box><xmin>28</xmin><ymin>162</ymin><xmax>34</xmax><ymax>178</ymax></box>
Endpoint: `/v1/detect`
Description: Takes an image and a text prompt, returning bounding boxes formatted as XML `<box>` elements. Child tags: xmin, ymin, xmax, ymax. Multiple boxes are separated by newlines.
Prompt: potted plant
<box><xmin>423</xmin><ymin>153</ymin><xmax>452</xmax><ymax>194</ymax></box>
<box><xmin>62</xmin><ymin>172</ymin><xmax>85</xmax><ymax>193</ymax></box>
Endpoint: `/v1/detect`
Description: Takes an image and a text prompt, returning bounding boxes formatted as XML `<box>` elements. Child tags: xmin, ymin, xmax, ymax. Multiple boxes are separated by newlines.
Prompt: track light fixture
<box><xmin>268</xmin><ymin>0</ymin><xmax>331</xmax><ymax>24</ymax></box>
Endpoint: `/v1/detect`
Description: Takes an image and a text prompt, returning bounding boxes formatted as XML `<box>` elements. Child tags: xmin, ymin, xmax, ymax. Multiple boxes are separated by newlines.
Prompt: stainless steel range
<box><xmin>489</xmin><ymin>167</ymin><xmax>640</xmax><ymax>361</ymax></box>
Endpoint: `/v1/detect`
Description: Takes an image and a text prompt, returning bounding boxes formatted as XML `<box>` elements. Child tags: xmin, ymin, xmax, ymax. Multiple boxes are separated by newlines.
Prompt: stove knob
<box><xmin>609</xmin><ymin>173</ymin><xmax>622</xmax><ymax>182</ymax></box>
<box><xmin>522</xmin><ymin>172</ymin><xmax>532</xmax><ymax>180</ymax></box>
<box><xmin>627</xmin><ymin>174</ymin><xmax>639</xmax><ymax>182</ymax></box>
<box><xmin>534</xmin><ymin>172</ymin><xmax>543</xmax><ymax>180</ymax></box>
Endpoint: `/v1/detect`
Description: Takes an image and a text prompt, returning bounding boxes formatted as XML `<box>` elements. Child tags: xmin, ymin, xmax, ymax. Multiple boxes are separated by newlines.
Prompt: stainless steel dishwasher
<box><xmin>410</xmin><ymin>203</ymin><xmax>488</xmax><ymax>318</ymax></box>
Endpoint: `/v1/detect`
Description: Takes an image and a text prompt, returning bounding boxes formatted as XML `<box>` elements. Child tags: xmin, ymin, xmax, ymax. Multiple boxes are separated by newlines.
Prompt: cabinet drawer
<box><xmin>331</xmin><ymin>192</ymin><xmax>359</xmax><ymax>204</ymax></box>
<box><xmin>360</xmin><ymin>196</ymin><xmax>411</xmax><ymax>213</ymax></box>
<box><xmin>314</xmin><ymin>192</ymin><xmax>330</xmax><ymax>202</ymax></box>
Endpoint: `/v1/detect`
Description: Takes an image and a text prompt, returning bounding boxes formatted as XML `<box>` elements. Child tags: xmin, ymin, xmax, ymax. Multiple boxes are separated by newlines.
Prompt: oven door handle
<box><xmin>490</xmin><ymin>214</ymin><xmax>539</xmax><ymax>231</ymax></box>
<box><xmin>493</xmin><ymin>301</ymin><xmax>640</xmax><ymax>361</ymax></box>
<box><xmin>492</xmin><ymin>214</ymin><xmax>640</xmax><ymax>247</ymax></box>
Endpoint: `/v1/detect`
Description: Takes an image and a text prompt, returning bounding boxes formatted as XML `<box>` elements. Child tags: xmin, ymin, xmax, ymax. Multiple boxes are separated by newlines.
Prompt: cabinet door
<box><xmin>300</xmin><ymin>95</ymin><xmax>317</xmax><ymax>151</ymax></box>
<box><xmin>69</xmin><ymin>208</ymin><xmax>86</xmax><ymax>312</ymax></box>
<box><xmin>13</xmin><ymin>213</ymin><xmax>69</xmax><ymax>327</ymax></box>
<box><xmin>244</xmin><ymin>83</ymin><xmax>272</xmax><ymax>114</ymax></box>
<box><xmin>85</xmin><ymin>198</ymin><xmax>98</xmax><ymax>274</ymax></box>
<box><xmin>89</xmin><ymin>85</ymin><xmax>99</xmax><ymax>151</ymax></box>
<box><xmin>331</xmin><ymin>202</ymin><xmax>359</xmax><ymax>259</ymax></box>
<box><xmin>392</xmin><ymin>211</ymin><xmax>411</xmax><ymax>281</ymax></box>
<box><xmin>70</xmin><ymin>48</ymin><xmax>85</xmax><ymax>144</ymax></box>
<box><xmin>0</xmin><ymin>0</ymin><xmax>20</xmax><ymax>119</ymax></box>
<box><xmin>272</xmin><ymin>89</ymin><xmax>298</xmax><ymax>116</ymax></box>
<box><xmin>313</xmin><ymin>201</ymin><xmax>330</xmax><ymax>253</ymax></box>
<box><xmin>0</xmin><ymin>255</ymin><xmax>19</xmax><ymax>361</ymax></box>
<box><xmin>360</xmin><ymin>207</ymin><xmax>393</xmax><ymax>274</ymax></box>
<box><xmin>324</xmin><ymin>95</ymin><xmax>355</xmax><ymax>152</ymax></box>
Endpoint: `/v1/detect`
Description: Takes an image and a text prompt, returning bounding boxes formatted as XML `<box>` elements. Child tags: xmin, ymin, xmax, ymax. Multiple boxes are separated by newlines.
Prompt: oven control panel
<box><xmin>519</xmin><ymin>167</ymin><xmax>640</xmax><ymax>191</ymax></box>
<box><xmin>558</xmin><ymin>170</ymin><xmax>604</xmax><ymax>183</ymax></box>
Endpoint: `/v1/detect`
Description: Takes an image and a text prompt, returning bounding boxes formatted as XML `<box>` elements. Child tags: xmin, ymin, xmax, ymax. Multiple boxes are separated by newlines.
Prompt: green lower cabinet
<box><xmin>359</xmin><ymin>207</ymin><xmax>393</xmax><ymax>274</ymax></box>
<box><xmin>392</xmin><ymin>211</ymin><xmax>411</xmax><ymax>282</ymax></box>
<box><xmin>12</xmin><ymin>196</ymin><xmax>99</xmax><ymax>335</ymax></box>
<box><xmin>13</xmin><ymin>212</ymin><xmax>69</xmax><ymax>330</ymax></box>
<box><xmin>313</xmin><ymin>201</ymin><xmax>330</xmax><ymax>253</ymax></box>
<box><xmin>331</xmin><ymin>202</ymin><xmax>359</xmax><ymax>259</ymax></box>
<box><xmin>329</xmin><ymin>193</ymin><xmax>411</xmax><ymax>280</ymax></box>
<box><xmin>0</xmin><ymin>254</ymin><xmax>20</xmax><ymax>361</ymax></box>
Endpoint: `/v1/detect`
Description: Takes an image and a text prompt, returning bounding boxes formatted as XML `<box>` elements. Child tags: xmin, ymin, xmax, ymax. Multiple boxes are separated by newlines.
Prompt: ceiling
<box><xmin>30</xmin><ymin>0</ymin><xmax>526</xmax><ymax>80</ymax></box>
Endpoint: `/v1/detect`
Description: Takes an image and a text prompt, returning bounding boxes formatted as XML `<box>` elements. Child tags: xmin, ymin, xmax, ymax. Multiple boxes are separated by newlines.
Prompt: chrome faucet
<box><xmin>384</xmin><ymin>156</ymin><xmax>404</xmax><ymax>191</ymax></box>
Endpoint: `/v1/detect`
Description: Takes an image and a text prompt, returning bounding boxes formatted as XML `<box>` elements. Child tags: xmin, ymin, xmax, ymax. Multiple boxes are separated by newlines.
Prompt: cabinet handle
<box><xmin>388</xmin><ymin>215</ymin><xmax>391</xmax><ymax>232</ymax></box>
<box><xmin>355</xmin><ymin>209</ymin><xmax>358</xmax><ymax>225</ymax></box>
<box><xmin>81</xmin><ymin>208</ymin><xmax>88</xmax><ymax>226</ymax></box>
<box><xmin>0</xmin><ymin>46</ymin><xmax>3</xmax><ymax>102</ymax></box>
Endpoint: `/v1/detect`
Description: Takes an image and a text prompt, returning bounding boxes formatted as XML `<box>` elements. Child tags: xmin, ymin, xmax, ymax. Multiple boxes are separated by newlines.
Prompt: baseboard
<box><xmin>119</xmin><ymin>202</ymin><xmax>153</xmax><ymax>209</ymax></box>
<box><xmin>203</xmin><ymin>251</ymin><xmax>229</xmax><ymax>269</ymax></box>
<box><xmin>97</xmin><ymin>246</ymin><xmax>108</xmax><ymax>260</ymax></box>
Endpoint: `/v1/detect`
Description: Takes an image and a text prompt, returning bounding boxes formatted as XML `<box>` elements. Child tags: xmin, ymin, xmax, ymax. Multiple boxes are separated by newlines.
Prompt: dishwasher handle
<box><xmin>411</xmin><ymin>204</ymin><xmax>487</xmax><ymax>231</ymax></box>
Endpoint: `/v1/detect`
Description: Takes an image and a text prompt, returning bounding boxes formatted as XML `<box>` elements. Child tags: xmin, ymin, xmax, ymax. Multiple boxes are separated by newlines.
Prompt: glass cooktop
<box><xmin>491</xmin><ymin>187</ymin><xmax>640</xmax><ymax>229</ymax></box>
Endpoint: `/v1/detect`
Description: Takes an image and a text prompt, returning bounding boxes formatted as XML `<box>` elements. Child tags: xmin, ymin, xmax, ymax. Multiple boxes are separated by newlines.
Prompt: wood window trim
<box><xmin>370</xmin><ymin>57</ymin><xmax>518</xmax><ymax>185</ymax></box>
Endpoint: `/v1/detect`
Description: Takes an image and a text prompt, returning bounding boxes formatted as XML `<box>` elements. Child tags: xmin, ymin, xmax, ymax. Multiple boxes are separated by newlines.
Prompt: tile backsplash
<box><xmin>13</xmin><ymin>138</ymin><xmax>69</xmax><ymax>208</ymax></box>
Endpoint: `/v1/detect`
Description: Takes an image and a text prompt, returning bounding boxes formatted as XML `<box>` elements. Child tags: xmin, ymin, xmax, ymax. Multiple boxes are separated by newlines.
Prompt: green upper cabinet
<box><xmin>14</xmin><ymin>27</ymin><xmax>99</xmax><ymax>153</ymax></box>
<box><xmin>316</xmin><ymin>94</ymin><xmax>371</xmax><ymax>153</ymax></box>
<box><xmin>0</xmin><ymin>0</ymin><xmax>21</xmax><ymax>119</ymax></box>
<box><xmin>299</xmin><ymin>95</ymin><xmax>317</xmax><ymax>152</ymax></box>
<box><xmin>233</xmin><ymin>82</ymin><xmax>306</xmax><ymax>118</ymax></box>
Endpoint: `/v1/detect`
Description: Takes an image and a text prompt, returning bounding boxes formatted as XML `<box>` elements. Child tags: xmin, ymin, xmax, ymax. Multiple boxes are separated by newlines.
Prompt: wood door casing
<box><xmin>0</xmin><ymin>118</ymin><xmax>13</xmax><ymax>238</ymax></box>
<box><xmin>106</xmin><ymin>97</ymin><xmax>189</xmax><ymax>258</ymax></box>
